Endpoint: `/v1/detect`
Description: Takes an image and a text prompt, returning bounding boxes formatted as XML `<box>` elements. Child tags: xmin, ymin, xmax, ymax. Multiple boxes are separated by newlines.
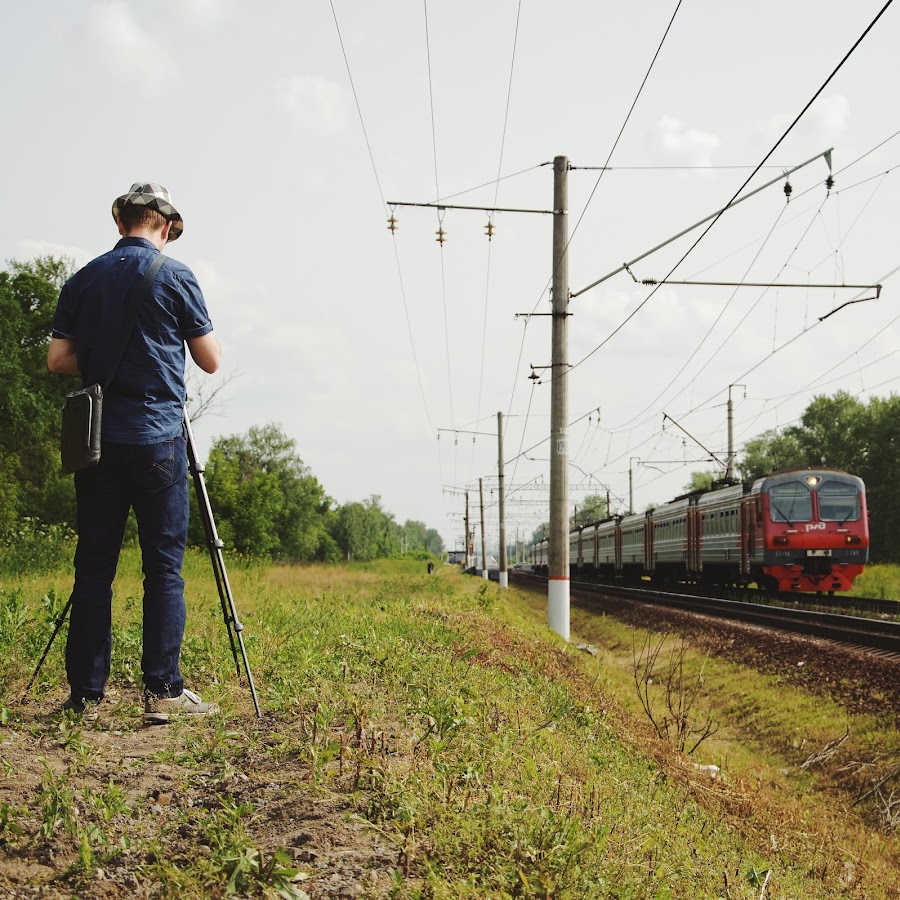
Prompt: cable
<box><xmin>503</xmin><ymin>0</ymin><xmax>684</xmax><ymax>455</ymax></box>
<box><xmin>566</xmin><ymin>0</ymin><xmax>895</xmax><ymax>384</ymax></box>
<box><xmin>474</xmin><ymin>0</ymin><xmax>523</xmax><ymax>472</ymax></box>
<box><xmin>329</xmin><ymin>0</ymin><xmax>434</xmax><ymax>433</ymax></box>
<box><xmin>423</xmin><ymin>0</ymin><xmax>456</xmax><ymax>429</ymax></box>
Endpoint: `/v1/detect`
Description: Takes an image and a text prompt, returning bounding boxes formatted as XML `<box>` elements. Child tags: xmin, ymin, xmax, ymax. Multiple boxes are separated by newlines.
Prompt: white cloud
<box><xmin>272</xmin><ymin>75</ymin><xmax>348</xmax><ymax>135</ymax></box>
<box><xmin>89</xmin><ymin>2</ymin><xmax>177</xmax><ymax>95</ymax></box>
<box><xmin>176</xmin><ymin>0</ymin><xmax>232</xmax><ymax>28</ymax></box>
<box><xmin>657</xmin><ymin>115</ymin><xmax>721</xmax><ymax>167</ymax></box>
<box><xmin>762</xmin><ymin>93</ymin><xmax>851</xmax><ymax>146</ymax></box>
<box><xmin>812</xmin><ymin>94</ymin><xmax>851</xmax><ymax>136</ymax></box>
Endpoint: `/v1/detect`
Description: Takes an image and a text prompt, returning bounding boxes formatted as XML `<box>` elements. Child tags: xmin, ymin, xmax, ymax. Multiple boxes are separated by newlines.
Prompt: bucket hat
<box><xmin>112</xmin><ymin>182</ymin><xmax>183</xmax><ymax>241</ymax></box>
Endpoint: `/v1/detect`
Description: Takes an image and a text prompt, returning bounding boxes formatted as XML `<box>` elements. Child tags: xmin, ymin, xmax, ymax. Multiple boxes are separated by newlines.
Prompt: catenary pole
<box><xmin>479</xmin><ymin>477</ymin><xmax>488</xmax><ymax>579</ymax></box>
<box><xmin>498</xmin><ymin>411</ymin><xmax>508</xmax><ymax>588</ymax></box>
<box><xmin>464</xmin><ymin>491</ymin><xmax>471</xmax><ymax>569</ymax></box>
<box><xmin>549</xmin><ymin>156</ymin><xmax>570</xmax><ymax>640</ymax></box>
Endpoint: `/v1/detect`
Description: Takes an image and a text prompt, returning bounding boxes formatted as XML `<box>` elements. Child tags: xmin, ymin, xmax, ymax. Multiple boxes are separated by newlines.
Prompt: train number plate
<box><xmin>807</xmin><ymin>549</ymin><xmax>832</xmax><ymax>557</ymax></box>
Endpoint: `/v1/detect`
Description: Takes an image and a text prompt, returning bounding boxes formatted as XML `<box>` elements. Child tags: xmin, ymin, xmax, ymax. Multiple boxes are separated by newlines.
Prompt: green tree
<box><xmin>0</xmin><ymin>256</ymin><xmax>76</xmax><ymax>531</ymax></box>
<box><xmin>530</xmin><ymin>522</ymin><xmax>549</xmax><ymax>546</ymax></box>
<box><xmin>195</xmin><ymin>423</ymin><xmax>332</xmax><ymax>560</ymax></box>
<box><xmin>571</xmin><ymin>493</ymin><xmax>608</xmax><ymax>528</ymax></box>
<box><xmin>739</xmin><ymin>429</ymin><xmax>805</xmax><ymax>481</ymax></box>
<box><xmin>683</xmin><ymin>471</ymin><xmax>716</xmax><ymax>493</ymax></box>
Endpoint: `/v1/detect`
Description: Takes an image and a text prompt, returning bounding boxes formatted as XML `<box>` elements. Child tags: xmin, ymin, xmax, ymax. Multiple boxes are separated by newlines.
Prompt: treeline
<box><xmin>0</xmin><ymin>257</ymin><xmax>443</xmax><ymax>563</ymax></box>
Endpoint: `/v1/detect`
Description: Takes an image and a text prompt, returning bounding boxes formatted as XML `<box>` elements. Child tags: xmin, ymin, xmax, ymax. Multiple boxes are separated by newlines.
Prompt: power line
<box><xmin>474</xmin><ymin>0</ymin><xmax>523</xmax><ymax>474</ymax></box>
<box><xmin>566</xmin><ymin>0</ymin><xmax>895</xmax><ymax>384</ymax></box>
<box><xmin>423</xmin><ymin>0</ymin><xmax>456</xmax><ymax>428</ymax></box>
<box><xmin>329</xmin><ymin>0</ymin><xmax>434</xmax><ymax>433</ymax></box>
<box><xmin>502</xmin><ymin>0</ymin><xmax>683</xmax><ymax>473</ymax></box>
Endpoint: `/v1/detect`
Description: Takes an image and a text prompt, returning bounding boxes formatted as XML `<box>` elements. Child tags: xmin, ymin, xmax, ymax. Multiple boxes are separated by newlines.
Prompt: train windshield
<box><xmin>768</xmin><ymin>482</ymin><xmax>812</xmax><ymax>523</ymax></box>
<box><xmin>817</xmin><ymin>480</ymin><xmax>860</xmax><ymax>522</ymax></box>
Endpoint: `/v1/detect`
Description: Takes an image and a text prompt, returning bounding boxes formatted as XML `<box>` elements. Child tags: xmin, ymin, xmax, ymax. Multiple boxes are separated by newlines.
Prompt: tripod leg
<box><xmin>22</xmin><ymin>597</ymin><xmax>73</xmax><ymax>702</ymax></box>
<box><xmin>184</xmin><ymin>409</ymin><xmax>262</xmax><ymax>718</ymax></box>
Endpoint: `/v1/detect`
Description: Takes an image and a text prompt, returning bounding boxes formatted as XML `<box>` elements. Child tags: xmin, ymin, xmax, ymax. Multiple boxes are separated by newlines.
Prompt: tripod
<box><xmin>184</xmin><ymin>408</ymin><xmax>261</xmax><ymax>717</ymax></box>
<box><xmin>24</xmin><ymin>410</ymin><xmax>262</xmax><ymax>718</ymax></box>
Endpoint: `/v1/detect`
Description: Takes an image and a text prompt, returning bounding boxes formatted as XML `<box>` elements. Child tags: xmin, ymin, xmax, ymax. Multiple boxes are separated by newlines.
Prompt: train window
<box><xmin>818</xmin><ymin>481</ymin><xmax>860</xmax><ymax>522</ymax></box>
<box><xmin>768</xmin><ymin>482</ymin><xmax>812</xmax><ymax>522</ymax></box>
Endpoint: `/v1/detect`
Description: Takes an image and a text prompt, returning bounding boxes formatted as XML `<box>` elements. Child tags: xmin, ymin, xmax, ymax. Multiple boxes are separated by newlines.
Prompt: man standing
<box><xmin>48</xmin><ymin>182</ymin><xmax>221</xmax><ymax>724</ymax></box>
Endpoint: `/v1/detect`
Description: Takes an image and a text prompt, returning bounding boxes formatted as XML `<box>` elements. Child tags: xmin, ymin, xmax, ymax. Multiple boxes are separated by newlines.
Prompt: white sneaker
<box><xmin>143</xmin><ymin>688</ymin><xmax>220</xmax><ymax>724</ymax></box>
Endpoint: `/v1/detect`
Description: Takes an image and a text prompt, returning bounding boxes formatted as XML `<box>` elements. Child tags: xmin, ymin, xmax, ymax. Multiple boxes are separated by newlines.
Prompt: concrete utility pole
<box><xmin>629</xmin><ymin>457</ymin><xmax>639</xmax><ymax>515</ymax></box>
<box><xmin>497</xmin><ymin>411</ymin><xmax>508</xmax><ymax>588</ymax></box>
<box><xmin>464</xmin><ymin>491</ymin><xmax>471</xmax><ymax>569</ymax></box>
<box><xmin>479</xmin><ymin>477</ymin><xmax>488</xmax><ymax>579</ymax></box>
<box><xmin>548</xmin><ymin>155</ymin><xmax>570</xmax><ymax>640</ymax></box>
<box><xmin>726</xmin><ymin>384</ymin><xmax>745</xmax><ymax>482</ymax></box>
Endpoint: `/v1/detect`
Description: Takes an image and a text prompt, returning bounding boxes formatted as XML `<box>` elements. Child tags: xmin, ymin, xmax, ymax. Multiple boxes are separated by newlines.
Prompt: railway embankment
<box><xmin>0</xmin><ymin>554</ymin><xmax>897</xmax><ymax>897</ymax></box>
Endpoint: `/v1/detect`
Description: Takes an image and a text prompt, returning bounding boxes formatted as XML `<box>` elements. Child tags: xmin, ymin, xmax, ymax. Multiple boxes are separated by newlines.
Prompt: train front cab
<box><xmin>754</xmin><ymin>469</ymin><xmax>868</xmax><ymax>592</ymax></box>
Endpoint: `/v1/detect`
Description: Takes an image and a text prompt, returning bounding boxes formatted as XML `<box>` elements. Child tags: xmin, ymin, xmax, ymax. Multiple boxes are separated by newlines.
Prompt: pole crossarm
<box><xmin>571</xmin><ymin>147</ymin><xmax>834</xmax><ymax>299</ymax></box>
<box><xmin>630</xmin><ymin>278</ymin><xmax>882</xmax><ymax>294</ymax></box>
<box><xmin>387</xmin><ymin>200</ymin><xmax>554</xmax><ymax>215</ymax></box>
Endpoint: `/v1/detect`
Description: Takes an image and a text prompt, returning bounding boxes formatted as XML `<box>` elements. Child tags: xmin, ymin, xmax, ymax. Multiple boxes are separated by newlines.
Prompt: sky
<box><xmin>2</xmin><ymin>1</ymin><xmax>899</xmax><ymax>553</ymax></box>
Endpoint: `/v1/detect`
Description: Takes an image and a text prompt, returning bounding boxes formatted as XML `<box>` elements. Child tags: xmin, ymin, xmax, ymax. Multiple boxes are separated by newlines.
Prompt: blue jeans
<box><xmin>65</xmin><ymin>435</ymin><xmax>189</xmax><ymax>701</ymax></box>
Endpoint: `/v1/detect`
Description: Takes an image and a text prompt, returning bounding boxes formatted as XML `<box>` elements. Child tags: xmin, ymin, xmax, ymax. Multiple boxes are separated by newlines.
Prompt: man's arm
<box><xmin>187</xmin><ymin>333</ymin><xmax>221</xmax><ymax>374</ymax></box>
<box><xmin>47</xmin><ymin>337</ymin><xmax>80</xmax><ymax>376</ymax></box>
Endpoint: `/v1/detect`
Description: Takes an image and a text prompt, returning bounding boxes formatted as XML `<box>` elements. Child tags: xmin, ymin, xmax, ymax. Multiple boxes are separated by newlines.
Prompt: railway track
<box><xmin>508</xmin><ymin>571</ymin><xmax>900</xmax><ymax>656</ymax></box>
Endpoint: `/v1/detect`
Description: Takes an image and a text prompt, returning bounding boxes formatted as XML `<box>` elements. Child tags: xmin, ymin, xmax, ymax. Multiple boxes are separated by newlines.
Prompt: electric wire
<box><xmin>473</xmin><ymin>0</ymin><xmax>523</xmax><ymax>482</ymax></box>
<box><xmin>423</xmin><ymin>0</ymin><xmax>456</xmax><ymax>429</ymax></box>
<box><xmin>502</xmin><ymin>0</ymin><xmax>684</xmax><ymax>484</ymax></box>
<box><xmin>329</xmin><ymin>0</ymin><xmax>434</xmax><ymax>436</ymax></box>
<box><xmin>565</xmin><ymin>0</ymin><xmax>895</xmax><ymax>392</ymax></box>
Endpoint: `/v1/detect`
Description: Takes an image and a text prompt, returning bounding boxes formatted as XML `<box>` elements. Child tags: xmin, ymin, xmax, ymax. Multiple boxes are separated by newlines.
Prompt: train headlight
<box><xmin>804</xmin><ymin>475</ymin><xmax>821</xmax><ymax>487</ymax></box>
<box><xmin>845</xmin><ymin>535</ymin><xmax>861</xmax><ymax>545</ymax></box>
<box><xmin>773</xmin><ymin>536</ymin><xmax>789</xmax><ymax>546</ymax></box>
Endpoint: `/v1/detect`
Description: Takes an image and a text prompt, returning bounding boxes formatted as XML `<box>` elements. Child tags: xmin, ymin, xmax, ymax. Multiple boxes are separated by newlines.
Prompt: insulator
<box><xmin>784</xmin><ymin>180</ymin><xmax>792</xmax><ymax>199</ymax></box>
<box><xmin>435</xmin><ymin>227</ymin><xmax>446</xmax><ymax>245</ymax></box>
<box><xmin>485</xmin><ymin>221</ymin><xmax>495</xmax><ymax>241</ymax></box>
<box><xmin>826</xmin><ymin>174</ymin><xmax>835</xmax><ymax>191</ymax></box>
<box><xmin>387</xmin><ymin>214</ymin><xmax>398</xmax><ymax>233</ymax></box>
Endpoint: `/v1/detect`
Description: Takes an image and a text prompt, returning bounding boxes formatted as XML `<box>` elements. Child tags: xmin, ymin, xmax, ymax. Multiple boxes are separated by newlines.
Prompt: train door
<box><xmin>614</xmin><ymin>520</ymin><xmax>623</xmax><ymax>577</ymax></box>
<box><xmin>687</xmin><ymin>500</ymin><xmax>701</xmax><ymax>580</ymax></box>
<box><xmin>644</xmin><ymin>511</ymin><xmax>654</xmax><ymax>577</ymax></box>
<box><xmin>740</xmin><ymin>497</ymin><xmax>753</xmax><ymax>579</ymax></box>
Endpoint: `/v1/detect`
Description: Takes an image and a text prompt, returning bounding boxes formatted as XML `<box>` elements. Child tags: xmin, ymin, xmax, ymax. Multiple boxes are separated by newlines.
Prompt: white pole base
<box><xmin>548</xmin><ymin>578</ymin><xmax>570</xmax><ymax>641</ymax></box>
<box><xmin>482</xmin><ymin>570</ymin><xmax>489</xmax><ymax>580</ymax></box>
<box><xmin>499</xmin><ymin>571</ymin><xmax>508</xmax><ymax>589</ymax></box>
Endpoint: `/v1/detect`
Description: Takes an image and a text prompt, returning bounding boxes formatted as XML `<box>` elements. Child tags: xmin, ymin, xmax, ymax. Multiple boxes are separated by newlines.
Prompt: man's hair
<box><xmin>117</xmin><ymin>205</ymin><xmax>168</xmax><ymax>233</ymax></box>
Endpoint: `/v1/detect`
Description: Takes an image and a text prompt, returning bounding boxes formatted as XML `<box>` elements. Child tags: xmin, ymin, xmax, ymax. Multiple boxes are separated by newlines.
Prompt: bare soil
<box><xmin>0</xmin><ymin>694</ymin><xmax>398</xmax><ymax>899</ymax></box>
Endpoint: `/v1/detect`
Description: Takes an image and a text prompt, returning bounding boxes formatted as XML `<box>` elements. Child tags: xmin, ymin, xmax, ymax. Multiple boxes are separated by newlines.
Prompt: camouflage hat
<box><xmin>112</xmin><ymin>182</ymin><xmax>183</xmax><ymax>242</ymax></box>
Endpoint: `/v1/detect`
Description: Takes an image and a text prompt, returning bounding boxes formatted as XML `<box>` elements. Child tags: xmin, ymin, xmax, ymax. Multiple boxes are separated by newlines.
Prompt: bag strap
<box><xmin>100</xmin><ymin>253</ymin><xmax>167</xmax><ymax>389</ymax></box>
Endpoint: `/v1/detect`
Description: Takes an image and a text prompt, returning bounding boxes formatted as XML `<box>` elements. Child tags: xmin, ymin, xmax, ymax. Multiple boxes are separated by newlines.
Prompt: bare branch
<box><xmin>185</xmin><ymin>368</ymin><xmax>241</xmax><ymax>422</ymax></box>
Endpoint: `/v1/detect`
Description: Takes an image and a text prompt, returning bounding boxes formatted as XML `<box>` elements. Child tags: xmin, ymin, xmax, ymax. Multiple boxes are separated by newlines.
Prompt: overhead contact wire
<box><xmin>566</xmin><ymin>0</ymin><xmax>895</xmax><ymax>387</ymax></box>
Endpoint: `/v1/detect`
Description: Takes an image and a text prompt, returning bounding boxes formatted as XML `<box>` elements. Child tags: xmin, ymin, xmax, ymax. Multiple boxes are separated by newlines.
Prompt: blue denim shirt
<box><xmin>52</xmin><ymin>237</ymin><xmax>213</xmax><ymax>444</ymax></box>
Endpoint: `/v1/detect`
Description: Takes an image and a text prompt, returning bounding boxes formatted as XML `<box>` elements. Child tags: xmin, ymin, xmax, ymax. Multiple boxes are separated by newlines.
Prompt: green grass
<box><xmin>0</xmin><ymin>550</ymin><xmax>897</xmax><ymax>897</ymax></box>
